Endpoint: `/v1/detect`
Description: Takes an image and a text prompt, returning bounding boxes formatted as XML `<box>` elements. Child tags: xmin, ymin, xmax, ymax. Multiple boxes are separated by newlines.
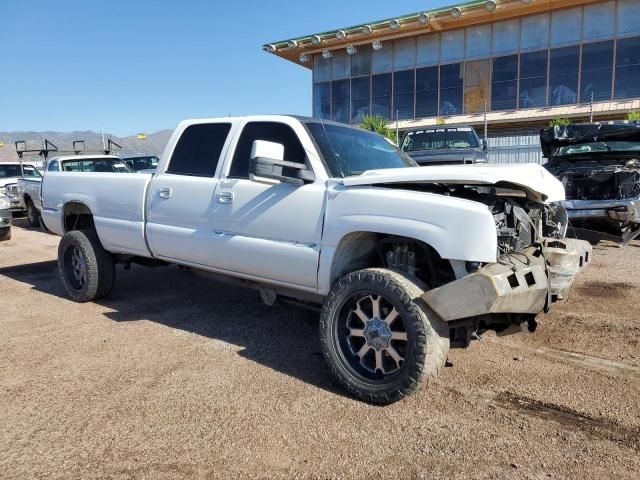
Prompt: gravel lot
<box><xmin>1</xmin><ymin>219</ymin><xmax>639</xmax><ymax>479</ymax></box>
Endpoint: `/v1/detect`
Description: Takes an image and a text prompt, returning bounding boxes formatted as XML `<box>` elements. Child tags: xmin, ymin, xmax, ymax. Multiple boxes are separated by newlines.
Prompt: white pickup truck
<box><xmin>18</xmin><ymin>155</ymin><xmax>133</xmax><ymax>228</ymax></box>
<box><xmin>41</xmin><ymin>115</ymin><xmax>591</xmax><ymax>404</ymax></box>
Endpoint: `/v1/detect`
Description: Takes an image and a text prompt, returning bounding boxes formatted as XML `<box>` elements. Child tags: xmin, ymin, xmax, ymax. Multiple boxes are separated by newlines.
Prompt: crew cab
<box><xmin>400</xmin><ymin>126</ymin><xmax>487</xmax><ymax>165</ymax></box>
<box><xmin>41</xmin><ymin>115</ymin><xmax>590</xmax><ymax>404</ymax></box>
<box><xmin>0</xmin><ymin>162</ymin><xmax>41</xmax><ymax>213</ymax></box>
<box><xmin>18</xmin><ymin>155</ymin><xmax>133</xmax><ymax>228</ymax></box>
<box><xmin>542</xmin><ymin>122</ymin><xmax>640</xmax><ymax>245</ymax></box>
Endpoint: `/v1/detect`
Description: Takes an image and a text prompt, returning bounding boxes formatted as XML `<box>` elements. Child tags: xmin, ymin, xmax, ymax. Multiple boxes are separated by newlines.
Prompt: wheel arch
<box><xmin>324</xmin><ymin>231</ymin><xmax>454</xmax><ymax>292</ymax></box>
<box><xmin>62</xmin><ymin>201</ymin><xmax>95</xmax><ymax>233</ymax></box>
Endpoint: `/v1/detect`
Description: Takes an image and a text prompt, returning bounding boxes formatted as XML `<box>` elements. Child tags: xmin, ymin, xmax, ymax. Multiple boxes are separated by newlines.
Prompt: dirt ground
<box><xmin>1</xmin><ymin>219</ymin><xmax>639</xmax><ymax>479</ymax></box>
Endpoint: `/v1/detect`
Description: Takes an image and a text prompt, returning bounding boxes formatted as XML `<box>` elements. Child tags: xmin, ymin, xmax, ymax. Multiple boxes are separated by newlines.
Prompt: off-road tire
<box><xmin>26</xmin><ymin>199</ymin><xmax>41</xmax><ymax>227</ymax></box>
<box><xmin>320</xmin><ymin>268</ymin><xmax>449</xmax><ymax>405</ymax></box>
<box><xmin>57</xmin><ymin>229</ymin><xmax>115</xmax><ymax>302</ymax></box>
<box><xmin>0</xmin><ymin>227</ymin><xmax>11</xmax><ymax>241</ymax></box>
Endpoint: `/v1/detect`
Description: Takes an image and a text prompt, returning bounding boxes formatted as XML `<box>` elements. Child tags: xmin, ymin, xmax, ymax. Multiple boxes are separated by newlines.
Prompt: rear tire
<box><xmin>0</xmin><ymin>227</ymin><xmax>11</xmax><ymax>241</ymax></box>
<box><xmin>26</xmin><ymin>200</ymin><xmax>41</xmax><ymax>227</ymax></box>
<box><xmin>57</xmin><ymin>230</ymin><xmax>115</xmax><ymax>302</ymax></box>
<box><xmin>320</xmin><ymin>268</ymin><xmax>449</xmax><ymax>405</ymax></box>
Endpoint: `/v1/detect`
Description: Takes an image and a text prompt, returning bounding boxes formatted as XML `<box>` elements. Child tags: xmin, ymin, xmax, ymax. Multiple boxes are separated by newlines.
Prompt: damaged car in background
<box><xmin>542</xmin><ymin>122</ymin><xmax>640</xmax><ymax>245</ymax></box>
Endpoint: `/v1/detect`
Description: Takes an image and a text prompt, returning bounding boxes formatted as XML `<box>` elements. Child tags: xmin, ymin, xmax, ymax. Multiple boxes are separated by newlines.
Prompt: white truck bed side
<box><xmin>42</xmin><ymin>172</ymin><xmax>153</xmax><ymax>257</ymax></box>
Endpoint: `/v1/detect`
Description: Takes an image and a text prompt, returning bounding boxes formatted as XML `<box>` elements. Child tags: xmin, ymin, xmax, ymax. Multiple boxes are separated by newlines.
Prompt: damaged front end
<box><xmin>541</xmin><ymin>122</ymin><xmax>640</xmax><ymax>245</ymax></box>
<box><xmin>414</xmin><ymin>184</ymin><xmax>590</xmax><ymax>346</ymax></box>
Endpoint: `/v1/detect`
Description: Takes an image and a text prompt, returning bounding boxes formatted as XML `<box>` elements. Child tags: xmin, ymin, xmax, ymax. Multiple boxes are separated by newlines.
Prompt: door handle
<box><xmin>216</xmin><ymin>191</ymin><xmax>234</xmax><ymax>204</ymax></box>
<box><xmin>159</xmin><ymin>187</ymin><xmax>172</xmax><ymax>199</ymax></box>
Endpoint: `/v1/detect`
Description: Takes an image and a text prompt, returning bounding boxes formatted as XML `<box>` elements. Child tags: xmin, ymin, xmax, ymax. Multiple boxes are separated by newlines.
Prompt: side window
<box><xmin>229</xmin><ymin>122</ymin><xmax>306</xmax><ymax>179</ymax></box>
<box><xmin>47</xmin><ymin>161</ymin><xmax>59</xmax><ymax>172</ymax></box>
<box><xmin>167</xmin><ymin>123</ymin><xmax>231</xmax><ymax>177</ymax></box>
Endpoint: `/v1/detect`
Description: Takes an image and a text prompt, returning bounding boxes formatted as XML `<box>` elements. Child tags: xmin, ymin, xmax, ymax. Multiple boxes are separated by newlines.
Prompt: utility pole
<box><xmin>396</xmin><ymin>110</ymin><xmax>399</xmax><ymax>144</ymax></box>
<box><xmin>483</xmin><ymin>99</ymin><xmax>488</xmax><ymax>144</ymax></box>
<box><xmin>589</xmin><ymin>91</ymin><xmax>594</xmax><ymax>123</ymax></box>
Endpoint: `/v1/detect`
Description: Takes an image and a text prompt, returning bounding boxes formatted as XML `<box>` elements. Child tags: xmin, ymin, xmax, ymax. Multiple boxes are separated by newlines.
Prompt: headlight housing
<box><xmin>0</xmin><ymin>187</ymin><xmax>6</xmax><ymax>195</ymax></box>
<box><xmin>0</xmin><ymin>195</ymin><xmax>10</xmax><ymax>210</ymax></box>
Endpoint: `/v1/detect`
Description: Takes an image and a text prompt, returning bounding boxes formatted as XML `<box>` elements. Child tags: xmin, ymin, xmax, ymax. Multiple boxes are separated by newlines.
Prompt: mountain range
<box><xmin>0</xmin><ymin>130</ymin><xmax>172</xmax><ymax>163</ymax></box>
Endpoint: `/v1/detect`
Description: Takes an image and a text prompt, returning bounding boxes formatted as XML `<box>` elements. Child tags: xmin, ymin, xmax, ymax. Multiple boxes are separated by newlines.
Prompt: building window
<box><xmin>493</xmin><ymin>19</ymin><xmax>520</xmax><ymax>55</ymax></box>
<box><xmin>351</xmin><ymin>76</ymin><xmax>370</xmax><ymax>124</ymax></box>
<box><xmin>439</xmin><ymin>63</ymin><xmax>463</xmax><ymax>115</ymax></box>
<box><xmin>549</xmin><ymin>45</ymin><xmax>579</xmax><ymax>105</ymax></box>
<box><xmin>351</xmin><ymin>44</ymin><xmax>372</xmax><ymax>76</ymax></box>
<box><xmin>372</xmin><ymin>73</ymin><xmax>392</xmax><ymax>119</ymax></box>
<box><xmin>617</xmin><ymin>0</ymin><xmax>640</xmax><ymax>35</ymax></box>
<box><xmin>615</xmin><ymin>36</ymin><xmax>640</xmax><ymax>99</ymax></box>
<box><xmin>332</xmin><ymin>51</ymin><xmax>350</xmax><ymax>79</ymax></box>
<box><xmin>464</xmin><ymin>59</ymin><xmax>490</xmax><ymax>114</ymax></box>
<box><xmin>550</xmin><ymin>7</ymin><xmax>582</xmax><ymax>46</ymax></box>
<box><xmin>394</xmin><ymin>38</ymin><xmax>416</xmax><ymax>70</ymax></box>
<box><xmin>313</xmin><ymin>82</ymin><xmax>331</xmax><ymax>119</ymax></box>
<box><xmin>521</xmin><ymin>14</ymin><xmax>549</xmax><ymax>51</ymax></box>
<box><xmin>466</xmin><ymin>25</ymin><xmax>491</xmax><ymax>59</ymax></box>
<box><xmin>416</xmin><ymin>66</ymin><xmax>438</xmax><ymax>117</ymax></box>
<box><xmin>440</xmin><ymin>29</ymin><xmax>465</xmax><ymax>63</ymax></box>
<box><xmin>583</xmin><ymin>1</ymin><xmax>615</xmax><ymax>40</ymax></box>
<box><xmin>519</xmin><ymin>50</ymin><xmax>548</xmax><ymax>108</ymax></box>
<box><xmin>393</xmin><ymin>69</ymin><xmax>415</xmax><ymax>120</ymax></box>
<box><xmin>492</xmin><ymin>55</ymin><xmax>518</xmax><ymax>111</ymax></box>
<box><xmin>313</xmin><ymin>55</ymin><xmax>331</xmax><ymax>82</ymax></box>
<box><xmin>332</xmin><ymin>79</ymin><xmax>350</xmax><ymax>123</ymax></box>
<box><xmin>580</xmin><ymin>41</ymin><xmax>613</xmax><ymax>102</ymax></box>
<box><xmin>417</xmin><ymin>34</ymin><xmax>439</xmax><ymax>66</ymax></box>
<box><xmin>372</xmin><ymin>43</ymin><xmax>393</xmax><ymax>73</ymax></box>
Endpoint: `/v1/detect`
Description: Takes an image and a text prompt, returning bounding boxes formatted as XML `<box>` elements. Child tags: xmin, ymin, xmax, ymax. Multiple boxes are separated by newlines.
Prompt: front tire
<box><xmin>57</xmin><ymin>230</ymin><xmax>115</xmax><ymax>302</ymax></box>
<box><xmin>320</xmin><ymin>268</ymin><xmax>449</xmax><ymax>405</ymax></box>
<box><xmin>26</xmin><ymin>200</ymin><xmax>40</xmax><ymax>227</ymax></box>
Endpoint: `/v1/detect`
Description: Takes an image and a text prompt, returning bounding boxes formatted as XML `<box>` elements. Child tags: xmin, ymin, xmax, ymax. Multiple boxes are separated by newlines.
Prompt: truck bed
<box><xmin>41</xmin><ymin>172</ymin><xmax>153</xmax><ymax>257</ymax></box>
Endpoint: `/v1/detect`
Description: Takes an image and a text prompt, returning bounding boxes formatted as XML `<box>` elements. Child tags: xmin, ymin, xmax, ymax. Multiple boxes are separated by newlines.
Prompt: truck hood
<box><xmin>540</xmin><ymin>123</ymin><xmax>640</xmax><ymax>158</ymax></box>
<box><xmin>339</xmin><ymin>164</ymin><xmax>565</xmax><ymax>203</ymax></box>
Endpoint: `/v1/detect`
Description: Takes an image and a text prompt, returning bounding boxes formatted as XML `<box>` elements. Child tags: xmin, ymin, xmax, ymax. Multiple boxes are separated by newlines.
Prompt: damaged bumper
<box><xmin>560</xmin><ymin>197</ymin><xmax>640</xmax><ymax>224</ymax></box>
<box><xmin>422</xmin><ymin>246</ymin><xmax>549</xmax><ymax>322</ymax></box>
<box><xmin>422</xmin><ymin>240</ymin><xmax>591</xmax><ymax>322</ymax></box>
<box><xmin>543</xmin><ymin>238</ymin><xmax>592</xmax><ymax>300</ymax></box>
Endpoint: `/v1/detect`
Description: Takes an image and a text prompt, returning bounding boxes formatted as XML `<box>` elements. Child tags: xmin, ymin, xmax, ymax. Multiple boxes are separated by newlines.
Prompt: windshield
<box><xmin>305</xmin><ymin>122</ymin><xmax>415</xmax><ymax>177</ymax></box>
<box><xmin>124</xmin><ymin>156</ymin><xmax>159</xmax><ymax>171</ymax></box>
<box><xmin>555</xmin><ymin>141</ymin><xmax>640</xmax><ymax>156</ymax></box>
<box><xmin>61</xmin><ymin>158</ymin><xmax>133</xmax><ymax>173</ymax></box>
<box><xmin>0</xmin><ymin>164</ymin><xmax>41</xmax><ymax>178</ymax></box>
<box><xmin>401</xmin><ymin>128</ymin><xmax>480</xmax><ymax>151</ymax></box>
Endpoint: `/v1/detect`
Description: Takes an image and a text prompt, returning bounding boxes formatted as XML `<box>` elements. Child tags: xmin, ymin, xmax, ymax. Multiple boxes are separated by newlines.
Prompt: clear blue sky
<box><xmin>3</xmin><ymin>0</ymin><xmax>451</xmax><ymax>136</ymax></box>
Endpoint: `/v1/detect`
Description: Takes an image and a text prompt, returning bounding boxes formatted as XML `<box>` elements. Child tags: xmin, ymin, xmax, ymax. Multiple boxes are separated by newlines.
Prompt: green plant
<box><xmin>360</xmin><ymin>114</ymin><xmax>398</xmax><ymax>144</ymax></box>
<box><xmin>549</xmin><ymin>116</ymin><xmax>571</xmax><ymax>127</ymax></box>
<box><xmin>626</xmin><ymin>111</ymin><xmax>640</xmax><ymax>121</ymax></box>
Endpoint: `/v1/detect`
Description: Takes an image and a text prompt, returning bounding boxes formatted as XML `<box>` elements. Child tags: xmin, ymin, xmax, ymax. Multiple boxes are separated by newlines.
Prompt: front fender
<box><xmin>317</xmin><ymin>185</ymin><xmax>498</xmax><ymax>294</ymax></box>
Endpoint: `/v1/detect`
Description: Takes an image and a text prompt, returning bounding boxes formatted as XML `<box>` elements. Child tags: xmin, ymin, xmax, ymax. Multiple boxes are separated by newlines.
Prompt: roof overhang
<box><xmin>392</xmin><ymin>99</ymin><xmax>640</xmax><ymax>131</ymax></box>
<box><xmin>264</xmin><ymin>0</ymin><xmax>606</xmax><ymax>68</ymax></box>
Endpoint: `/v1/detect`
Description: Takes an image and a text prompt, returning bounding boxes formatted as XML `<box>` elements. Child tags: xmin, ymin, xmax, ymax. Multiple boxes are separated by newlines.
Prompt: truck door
<box><xmin>210</xmin><ymin>121</ymin><xmax>325</xmax><ymax>289</ymax></box>
<box><xmin>146</xmin><ymin>122</ymin><xmax>232</xmax><ymax>266</ymax></box>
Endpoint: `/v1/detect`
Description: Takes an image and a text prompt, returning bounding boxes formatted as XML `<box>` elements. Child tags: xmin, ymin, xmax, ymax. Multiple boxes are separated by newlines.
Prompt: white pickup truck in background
<box><xmin>18</xmin><ymin>155</ymin><xmax>132</xmax><ymax>228</ymax></box>
<box><xmin>40</xmin><ymin>115</ymin><xmax>591</xmax><ymax>404</ymax></box>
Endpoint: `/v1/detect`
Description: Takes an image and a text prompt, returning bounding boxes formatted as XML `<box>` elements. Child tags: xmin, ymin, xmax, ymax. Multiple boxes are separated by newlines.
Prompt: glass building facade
<box><xmin>312</xmin><ymin>0</ymin><xmax>640</xmax><ymax>123</ymax></box>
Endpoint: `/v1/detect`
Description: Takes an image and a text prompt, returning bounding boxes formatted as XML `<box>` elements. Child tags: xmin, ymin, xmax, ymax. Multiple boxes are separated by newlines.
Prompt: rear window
<box><xmin>61</xmin><ymin>159</ymin><xmax>131</xmax><ymax>173</ymax></box>
<box><xmin>167</xmin><ymin>123</ymin><xmax>231</xmax><ymax>177</ymax></box>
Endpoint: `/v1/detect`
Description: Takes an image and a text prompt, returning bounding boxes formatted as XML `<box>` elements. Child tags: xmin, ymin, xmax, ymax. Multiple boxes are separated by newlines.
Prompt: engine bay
<box><xmin>545</xmin><ymin>157</ymin><xmax>640</xmax><ymax>201</ymax></box>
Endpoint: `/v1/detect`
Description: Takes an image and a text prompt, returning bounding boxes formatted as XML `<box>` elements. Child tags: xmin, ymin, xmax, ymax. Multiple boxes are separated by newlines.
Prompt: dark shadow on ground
<box><xmin>0</xmin><ymin>260</ymin><xmax>348</xmax><ymax>399</ymax></box>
